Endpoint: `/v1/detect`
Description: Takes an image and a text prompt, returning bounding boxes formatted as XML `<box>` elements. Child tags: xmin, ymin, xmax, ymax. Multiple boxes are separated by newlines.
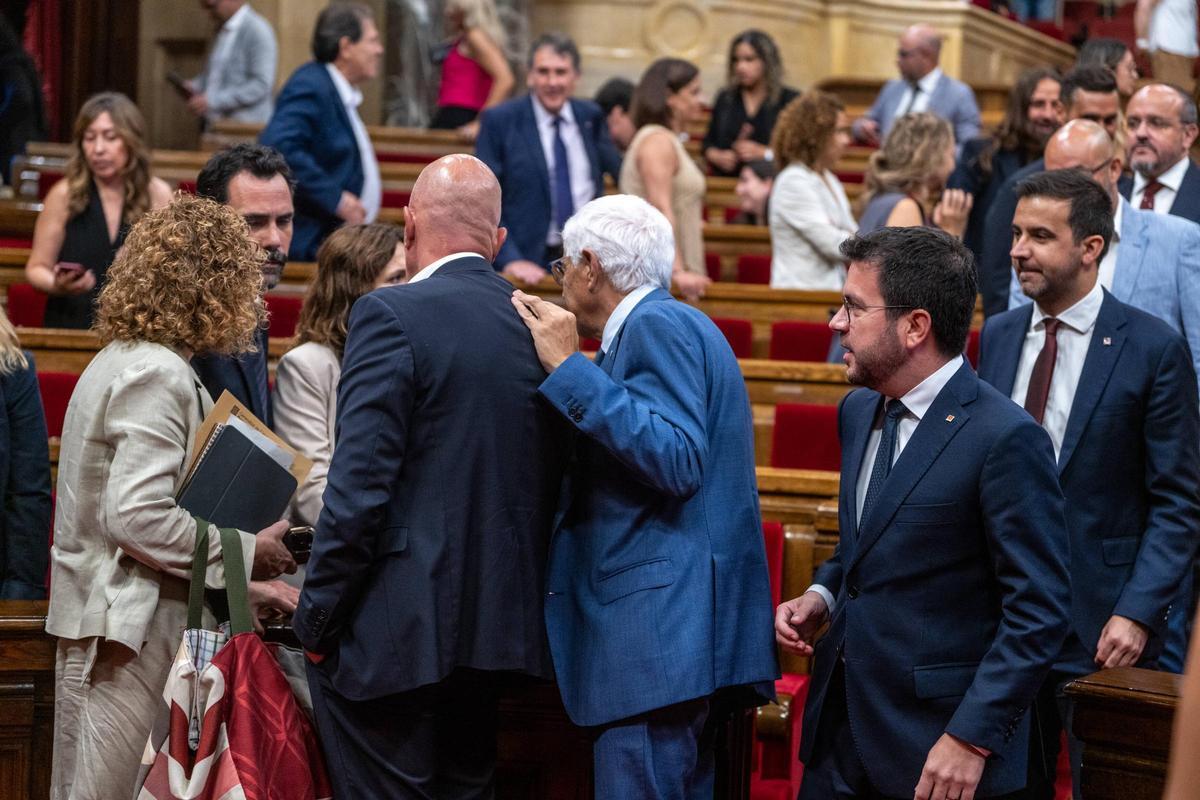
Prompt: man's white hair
<box><xmin>562</xmin><ymin>194</ymin><xmax>675</xmax><ymax>292</ymax></box>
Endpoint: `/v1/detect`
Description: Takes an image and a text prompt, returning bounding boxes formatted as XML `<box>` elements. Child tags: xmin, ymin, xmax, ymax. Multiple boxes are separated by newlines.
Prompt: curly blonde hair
<box><xmin>860</xmin><ymin>112</ymin><xmax>954</xmax><ymax>211</ymax></box>
<box><xmin>771</xmin><ymin>90</ymin><xmax>844</xmax><ymax>170</ymax></box>
<box><xmin>95</xmin><ymin>194</ymin><xmax>265</xmax><ymax>355</ymax></box>
<box><xmin>65</xmin><ymin>92</ymin><xmax>153</xmax><ymax>224</ymax></box>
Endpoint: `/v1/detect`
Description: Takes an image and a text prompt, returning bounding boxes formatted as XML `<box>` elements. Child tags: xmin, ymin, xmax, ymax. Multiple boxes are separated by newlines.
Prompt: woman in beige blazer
<box><xmin>45</xmin><ymin>195</ymin><xmax>298</xmax><ymax>800</ymax></box>
<box><xmin>274</xmin><ymin>223</ymin><xmax>406</xmax><ymax>527</ymax></box>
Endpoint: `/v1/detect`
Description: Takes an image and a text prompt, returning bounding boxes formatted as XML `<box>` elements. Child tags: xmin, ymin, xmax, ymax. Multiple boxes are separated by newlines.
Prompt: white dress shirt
<box><xmin>1097</xmin><ymin>197</ymin><xmax>1124</xmax><ymax>291</ymax></box>
<box><xmin>1132</xmin><ymin>156</ymin><xmax>1190</xmax><ymax>215</ymax></box>
<box><xmin>326</xmin><ymin>63</ymin><xmax>381</xmax><ymax>223</ymax></box>
<box><xmin>406</xmin><ymin>251</ymin><xmax>485</xmax><ymax>284</ymax></box>
<box><xmin>808</xmin><ymin>354</ymin><xmax>964</xmax><ymax>612</ymax></box>
<box><xmin>1009</xmin><ymin>280</ymin><xmax>1104</xmax><ymax>460</ymax></box>
<box><xmin>892</xmin><ymin>67</ymin><xmax>942</xmax><ymax>119</ymax></box>
<box><xmin>205</xmin><ymin>3</ymin><xmax>250</xmax><ymax>101</ymax></box>
<box><xmin>600</xmin><ymin>285</ymin><xmax>658</xmax><ymax>355</ymax></box>
<box><xmin>1148</xmin><ymin>0</ymin><xmax>1199</xmax><ymax>57</ymax></box>
<box><xmin>531</xmin><ymin>97</ymin><xmax>595</xmax><ymax>245</ymax></box>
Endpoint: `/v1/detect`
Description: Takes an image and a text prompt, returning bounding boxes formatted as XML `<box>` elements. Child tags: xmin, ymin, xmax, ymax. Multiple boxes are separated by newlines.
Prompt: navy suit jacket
<box><xmin>536</xmin><ymin>289</ymin><xmax>778</xmax><ymax>726</ymax></box>
<box><xmin>0</xmin><ymin>353</ymin><xmax>51</xmax><ymax>599</ymax></box>
<box><xmin>260</xmin><ymin>61</ymin><xmax>364</xmax><ymax>262</ymax></box>
<box><xmin>978</xmin><ymin>291</ymin><xmax>1200</xmax><ymax>673</ymax></box>
<box><xmin>294</xmin><ymin>256</ymin><xmax>568</xmax><ymax>700</ymax></box>
<box><xmin>191</xmin><ymin>326</ymin><xmax>272</xmax><ymax>428</ymax></box>
<box><xmin>475</xmin><ymin>96</ymin><xmax>622</xmax><ymax>268</ymax></box>
<box><xmin>802</xmin><ymin>364</ymin><xmax>1070</xmax><ymax>797</ymax></box>
<box><xmin>949</xmin><ymin>139</ymin><xmax>1032</xmax><ymax>261</ymax></box>
<box><xmin>1118</xmin><ymin>159</ymin><xmax>1200</xmax><ymax>224</ymax></box>
<box><xmin>977</xmin><ymin>158</ymin><xmax>1042</xmax><ymax>317</ymax></box>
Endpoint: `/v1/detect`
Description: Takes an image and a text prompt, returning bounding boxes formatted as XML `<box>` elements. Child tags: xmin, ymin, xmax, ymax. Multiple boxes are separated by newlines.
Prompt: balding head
<box><xmin>1044</xmin><ymin>119</ymin><xmax>1123</xmax><ymax>205</ymax></box>
<box><xmin>1126</xmin><ymin>83</ymin><xmax>1199</xmax><ymax>179</ymax></box>
<box><xmin>403</xmin><ymin>154</ymin><xmax>506</xmax><ymax>274</ymax></box>
<box><xmin>897</xmin><ymin>25</ymin><xmax>941</xmax><ymax>81</ymax></box>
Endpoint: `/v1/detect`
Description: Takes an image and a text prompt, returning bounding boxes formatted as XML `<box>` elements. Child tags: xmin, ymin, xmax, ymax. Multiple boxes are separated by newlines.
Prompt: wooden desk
<box><xmin>0</xmin><ymin>600</ymin><xmax>54</xmax><ymax>800</ymax></box>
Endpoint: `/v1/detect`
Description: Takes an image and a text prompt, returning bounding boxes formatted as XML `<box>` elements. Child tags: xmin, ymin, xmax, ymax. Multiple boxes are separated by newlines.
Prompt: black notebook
<box><xmin>177</xmin><ymin>423</ymin><xmax>297</xmax><ymax>532</ymax></box>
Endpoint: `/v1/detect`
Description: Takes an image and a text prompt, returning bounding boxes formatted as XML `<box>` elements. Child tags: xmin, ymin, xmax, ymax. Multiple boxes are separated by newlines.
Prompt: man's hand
<box><xmin>914</xmin><ymin>734</ymin><xmax>987</xmax><ymax>800</ymax></box>
<box><xmin>336</xmin><ymin>191</ymin><xmax>367</xmax><ymax>224</ymax></box>
<box><xmin>510</xmin><ymin>289</ymin><xmax>579</xmax><ymax>373</ymax></box>
<box><xmin>672</xmin><ymin>270</ymin><xmax>711</xmax><ymax>301</ymax></box>
<box><xmin>251</xmin><ymin>520</ymin><xmax>297</xmax><ymax>580</ymax></box>
<box><xmin>1095</xmin><ymin>614</ymin><xmax>1150</xmax><ymax>668</ymax></box>
<box><xmin>186</xmin><ymin>92</ymin><xmax>209</xmax><ymax>116</ymax></box>
<box><xmin>856</xmin><ymin>118</ymin><xmax>881</xmax><ymax>145</ymax></box>
<box><xmin>247</xmin><ymin>579</ymin><xmax>300</xmax><ymax>634</ymax></box>
<box><xmin>502</xmin><ymin>260</ymin><xmax>549</xmax><ymax>286</ymax></box>
<box><xmin>457</xmin><ymin>119</ymin><xmax>481</xmax><ymax>142</ymax></box>
<box><xmin>774</xmin><ymin>590</ymin><xmax>829</xmax><ymax>657</ymax></box>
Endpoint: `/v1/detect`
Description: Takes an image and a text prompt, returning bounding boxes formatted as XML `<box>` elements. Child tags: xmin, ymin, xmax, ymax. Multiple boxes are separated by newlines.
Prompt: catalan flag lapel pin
<box><xmin>945</xmin><ymin>414</ymin><xmax>955</xmax><ymax>423</ymax></box>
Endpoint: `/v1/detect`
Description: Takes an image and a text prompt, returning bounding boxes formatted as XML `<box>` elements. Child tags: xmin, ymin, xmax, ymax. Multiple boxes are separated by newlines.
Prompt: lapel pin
<box><xmin>945</xmin><ymin>414</ymin><xmax>955</xmax><ymax>422</ymax></box>
<box><xmin>1103</xmin><ymin>337</ymin><xmax>1112</xmax><ymax>346</ymax></box>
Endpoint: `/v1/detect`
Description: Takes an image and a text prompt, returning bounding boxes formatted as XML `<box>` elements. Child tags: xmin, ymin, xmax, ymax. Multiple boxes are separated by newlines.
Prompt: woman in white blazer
<box><xmin>768</xmin><ymin>90</ymin><xmax>857</xmax><ymax>290</ymax></box>
<box><xmin>273</xmin><ymin>223</ymin><xmax>406</xmax><ymax>527</ymax></box>
<box><xmin>45</xmin><ymin>196</ymin><xmax>298</xmax><ymax>798</ymax></box>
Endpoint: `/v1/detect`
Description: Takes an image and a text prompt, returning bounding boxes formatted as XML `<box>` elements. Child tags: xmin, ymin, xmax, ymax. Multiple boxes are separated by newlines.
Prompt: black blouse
<box><xmin>702</xmin><ymin>85</ymin><xmax>800</xmax><ymax>176</ymax></box>
<box><xmin>43</xmin><ymin>181</ymin><xmax>128</xmax><ymax>330</ymax></box>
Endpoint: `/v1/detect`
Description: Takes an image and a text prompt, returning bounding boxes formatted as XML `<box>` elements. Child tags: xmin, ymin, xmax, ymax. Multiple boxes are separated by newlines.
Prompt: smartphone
<box><xmin>55</xmin><ymin>261</ymin><xmax>85</xmax><ymax>275</ymax></box>
<box><xmin>166</xmin><ymin>70</ymin><xmax>193</xmax><ymax>98</ymax></box>
<box><xmin>283</xmin><ymin>525</ymin><xmax>314</xmax><ymax>564</ymax></box>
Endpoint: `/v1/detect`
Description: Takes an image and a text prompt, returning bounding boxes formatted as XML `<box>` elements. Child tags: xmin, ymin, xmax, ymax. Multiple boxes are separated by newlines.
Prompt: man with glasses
<box><xmin>775</xmin><ymin>226</ymin><xmax>1070</xmax><ymax>800</ymax></box>
<box><xmin>1121</xmin><ymin>83</ymin><xmax>1200</xmax><ymax>223</ymax></box>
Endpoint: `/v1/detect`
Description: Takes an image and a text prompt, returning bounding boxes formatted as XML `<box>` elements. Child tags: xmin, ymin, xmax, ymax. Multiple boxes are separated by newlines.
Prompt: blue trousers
<box><xmin>592</xmin><ymin>696</ymin><xmax>714</xmax><ymax>799</ymax></box>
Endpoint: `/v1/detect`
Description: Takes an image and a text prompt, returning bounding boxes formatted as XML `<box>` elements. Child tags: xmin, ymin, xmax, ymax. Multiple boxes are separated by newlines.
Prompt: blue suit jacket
<box><xmin>977</xmin><ymin>158</ymin><xmax>1042</xmax><ymax>317</ymax></box>
<box><xmin>1118</xmin><ymin>159</ymin><xmax>1200</xmax><ymax>224</ymax></box>
<box><xmin>802</xmin><ymin>364</ymin><xmax>1070</xmax><ymax>797</ymax></box>
<box><xmin>260</xmin><ymin>61</ymin><xmax>364</xmax><ymax>262</ymax></box>
<box><xmin>949</xmin><ymin>139</ymin><xmax>1032</xmax><ymax>261</ymax></box>
<box><xmin>1008</xmin><ymin>198</ymin><xmax>1200</xmax><ymax>395</ymax></box>
<box><xmin>190</xmin><ymin>326</ymin><xmax>272</xmax><ymax>428</ymax></box>
<box><xmin>978</xmin><ymin>291</ymin><xmax>1200</xmax><ymax>673</ymax></box>
<box><xmin>862</xmin><ymin>73</ymin><xmax>981</xmax><ymax>144</ymax></box>
<box><xmin>0</xmin><ymin>353</ymin><xmax>51</xmax><ymax>599</ymax></box>
<box><xmin>475</xmin><ymin>95</ymin><xmax>622</xmax><ymax>268</ymax></box>
<box><xmin>294</xmin><ymin>257</ymin><xmax>567</xmax><ymax>700</ymax></box>
<box><xmin>536</xmin><ymin>289</ymin><xmax>778</xmax><ymax>726</ymax></box>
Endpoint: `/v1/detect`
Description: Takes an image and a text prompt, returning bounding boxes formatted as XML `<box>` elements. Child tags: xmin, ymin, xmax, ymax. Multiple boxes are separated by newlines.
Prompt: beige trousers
<box><xmin>50</xmin><ymin>578</ymin><xmax>200</xmax><ymax>800</ymax></box>
<box><xmin>1152</xmin><ymin>50</ymin><xmax>1197</xmax><ymax>94</ymax></box>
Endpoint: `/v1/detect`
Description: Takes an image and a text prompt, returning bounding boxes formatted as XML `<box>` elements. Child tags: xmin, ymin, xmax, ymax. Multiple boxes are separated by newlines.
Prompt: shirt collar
<box><xmin>600</xmin><ymin>285</ymin><xmax>658</xmax><ymax>353</ymax></box>
<box><xmin>916</xmin><ymin>67</ymin><xmax>942</xmax><ymax>94</ymax></box>
<box><xmin>326</xmin><ymin>63</ymin><xmax>363</xmax><ymax>109</ymax></box>
<box><xmin>221</xmin><ymin>3</ymin><xmax>250</xmax><ymax>32</ymax></box>
<box><xmin>531</xmin><ymin>95</ymin><xmax>576</xmax><ymax>128</ymax></box>
<box><xmin>1031</xmin><ymin>278</ymin><xmax>1104</xmax><ymax>335</ymax></box>
<box><xmin>1112</xmin><ymin>194</ymin><xmax>1124</xmax><ymax>242</ymax></box>
<box><xmin>406</xmin><ymin>251</ymin><xmax>486</xmax><ymax>284</ymax></box>
<box><xmin>1133</xmin><ymin>154</ymin><xmax>1190</xmax><ymax>194</ymax></box>
<box><xmin>896</xmin><ymin>354</ymin><xmax>963</xmax><ymax>422</ymax></box>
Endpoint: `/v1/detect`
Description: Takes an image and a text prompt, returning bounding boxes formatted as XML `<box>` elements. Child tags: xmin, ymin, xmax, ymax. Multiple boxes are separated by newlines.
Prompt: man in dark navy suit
<box><xmin>776</xmin><ymin>227</ymin><xmax>1071</xmax><ymax>800</ymax></box>
<box><xmin>979</xmin><ymin>169</ymin><xmax>1200</xmax><ymax>797</ymax></box>
<box><xmin>475</xmin><ymin>33</ymin><xmax>621</xmax><ymax>286</ymax></box>
<box><xmin>294</xmin><ymin>155</ymin><xmax>567</xmax><ymax>798</ymax></box>
<box><xmin>260</xmin><ymin>2</ymin><xmax>382</xmax><ymax>261</ymax></box>
<box><xmin>1120</xmin><ymin>83</ymin><xmax>1200</xmax><ymax>223</ymax></box>
<box><xmin>193</xmin><ymin>143</ymin><xmax>295</xmax><ymax>427</ymax></box>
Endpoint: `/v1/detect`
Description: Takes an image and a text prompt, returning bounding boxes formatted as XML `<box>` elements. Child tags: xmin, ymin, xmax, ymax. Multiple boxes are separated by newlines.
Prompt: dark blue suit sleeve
<box><xmin>945</xmin><ymin>418</ymin><xmax>1070</xmax><ymax>752</ymax></box>
<box><xmin>979</xmin><ymin>178</ymin><xmax>1019</xmax><ymax>316</ymax></box>
<box><xmin>1</xmin><ymin>356</ymin><xmax>50</xmax><ymax>599</ymax></box>
<box><xmin>1115</xmin><ymin>335</ymin><xmax>1200</xmax><ymax>631</ymax></box>
<box><xmin>260</xmin><ymin>74</ymin><xmax>344</xmax><ymax>217</ymax></box>
<box><xmin>294</xmin><ymin>293</ymin><xmax>415</xmax><ymax>651</ymax></box>
<box><xmin>537</xmin><ymin>311</ymin><xmax>707</xmax><ymax>498</ymax></box>
<box><xmin>475</xmin><ymin>108</ymin><xmax>527</xmax><ymax>267</ymax></box>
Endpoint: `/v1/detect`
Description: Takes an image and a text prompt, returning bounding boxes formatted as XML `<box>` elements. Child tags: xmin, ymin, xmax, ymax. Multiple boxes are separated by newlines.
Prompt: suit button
<box><xmin>847</xmin><ymin>585</ymin><xmax>859</xmax><ymax>599</ymax></box>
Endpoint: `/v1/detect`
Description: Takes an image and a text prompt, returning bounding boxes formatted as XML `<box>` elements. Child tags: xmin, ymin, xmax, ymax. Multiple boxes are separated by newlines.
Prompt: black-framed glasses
<box><xmin>549</xmin><ymin>257</ymin><xmax>568</xmax><ymax>285</ymax></box>
<box><xmin>840</xmin><ymin>298</ymin><xmax>915</xmax><ymax>321</ymax></box>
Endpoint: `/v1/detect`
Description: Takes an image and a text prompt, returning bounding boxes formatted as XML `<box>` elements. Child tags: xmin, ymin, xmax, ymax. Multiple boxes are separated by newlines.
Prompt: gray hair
<box><xmin>562</xmin><ymin>195</ymin><xmax>674</xmax><ymax>292</ymax></box>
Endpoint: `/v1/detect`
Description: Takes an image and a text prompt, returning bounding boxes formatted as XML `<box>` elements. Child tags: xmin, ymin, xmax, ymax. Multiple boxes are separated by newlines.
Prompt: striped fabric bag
<box><xmin>134</xmin><ymin>520</ymin><xmax>332</xmax><ymax>800</ymax></box>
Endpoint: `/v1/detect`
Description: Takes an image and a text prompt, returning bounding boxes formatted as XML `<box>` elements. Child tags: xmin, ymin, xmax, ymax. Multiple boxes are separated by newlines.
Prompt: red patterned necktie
<box><xmin>1140</xmin><ymin>180</ymin><xmax>1164</xmax><ymax>210</ymax></box>
<box><xmin>1023</xmin><ymin>318</ymin><xmax>1061</xmax><ymax>425</ymax></box>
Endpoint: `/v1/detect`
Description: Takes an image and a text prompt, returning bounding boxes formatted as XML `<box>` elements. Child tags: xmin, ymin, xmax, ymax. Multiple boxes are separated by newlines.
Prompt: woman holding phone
<box><xmin>24</xmin><ymin>92</ymin><xmax>171</xmax><ymax>329</ymax></box>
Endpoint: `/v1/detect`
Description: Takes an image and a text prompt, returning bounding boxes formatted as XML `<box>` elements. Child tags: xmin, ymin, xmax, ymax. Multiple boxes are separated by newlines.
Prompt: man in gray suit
<box><xmin>186</xmin><ymin>0</ymin><xmax>278</xmax><ymax>126</ymax></box>
<box><xmin>853</xmin><ymin>24</ymin><xmax>981</xmax><ymax>146</ymax></box>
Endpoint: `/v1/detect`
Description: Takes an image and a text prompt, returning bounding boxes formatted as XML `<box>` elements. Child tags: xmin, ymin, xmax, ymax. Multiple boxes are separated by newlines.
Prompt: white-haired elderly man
<box><xmin>511</xmin><ymin>193</ymin><xmax>779</xmax><ymax>797</ymax></box>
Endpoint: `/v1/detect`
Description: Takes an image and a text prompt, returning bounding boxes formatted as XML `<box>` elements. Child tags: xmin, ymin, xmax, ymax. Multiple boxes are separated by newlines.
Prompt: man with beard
<box><xmin>193</xmin><ymin>143</ymin><xmax>295</xmax><ymax>427</ymax></box>
<box><xmin>775</xmin><ymin>226</ymin><xmax>1070</xmax><ymax>800</ymax></box>
<box><xmin>1121</xmin><ymin>83</ymin><xmax>1200</xmax><ymax>223</ymax></box>
<box><xmin>950</xmin><ymin>67</ymin><xmax>1063</xmax><ymax>259</ymax></box>
<box><xmin>979</xmin><ymin>168</ymin><xmax>1200</xmax><ymax>797</ymax></box>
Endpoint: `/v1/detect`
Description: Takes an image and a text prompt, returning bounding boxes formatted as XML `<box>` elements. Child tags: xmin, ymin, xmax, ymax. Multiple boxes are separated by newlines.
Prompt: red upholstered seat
<box><xmin>965</xmin><ymin>329</ymin><xmax>981</xmax><ymax>368</ymax></box>
<box><xmin>771</xmin><ymin>403</ymin><xmax>840</xmax><ymax>471</ymax></box>
<box><xmin>0</xmin><ymin>237</ymin><xmax>33</xmax><ymax>248</ymax></box>
<box><xmin>376</xmin><ymin>151</ymin><xmax>437</xmax><ymax>165</ymax></box>
<box><xmin>38</xmin><ymin>171</ymin><xmax>62</xmax><ymax>200</ymax></box>
<box><xmin>711</xmin><ymin>317</ymin><xmax>753</xmax><ymax>359</ymax></box>
<box><xmin>769</xmin><ymin>321</ymin><xmax>833</xmax><ymax>362</ymax></box>
<box><xmin>737</xmin><ymin>254</ymin><xmax>772</xmax><ymax>285</ymax></box>
<box><xmin>7</xmin><ymin>283</ymin><xmax>47</xmax><ymax>327</ymax></box>
<box><xmin>761</xmin><ymin>521</ymin><xmax>784</xmax><ymax>605</ymax></box>
<box><xmin>38</xmin><ymin>372</ymin><xmax>79</xmax><ymax>438</ymax></box>
<box><xmin>176</xmin><ymin>180</ymin><xmax>197</xmax><ymax>194</ymax></box>
<box><xmin>382</xmin><ymin>190</ymin><xmax>410</xmax><ymax>208</ymax></box>
<box><xmin>705</xmin><ymin>252</ymin><xmax>722</xmax><ymax>282</ymax></box>
<box><xmin>264</xmin><ymin>293</ymin><xmax>303</xmax><ymax>339</ymax></box>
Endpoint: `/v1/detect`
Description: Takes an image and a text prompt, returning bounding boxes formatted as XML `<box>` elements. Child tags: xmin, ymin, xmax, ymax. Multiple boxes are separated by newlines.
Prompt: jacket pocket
<box><xmin>377</xmin><ymin>525</ymin><xmax>408</xmax><ymax>556</ymax></box>
<box><xmin>893</xmin><ymin>502</ymin><xmax>960</xmax><ymax>525</ymax></box>
<box><xmin>1102</xmin><ymin>536</ymin><xmax>1139</xmax><ymax>566</ymax></box>
<box><xmin>596</xmin><ymin>558</ymin><xmax>675</xmax><ymax>605</ymax></box>
<box><xmin>913</xmin><ymin>662</ymin><xmax>980</xmax><ymax>699</ymax></box>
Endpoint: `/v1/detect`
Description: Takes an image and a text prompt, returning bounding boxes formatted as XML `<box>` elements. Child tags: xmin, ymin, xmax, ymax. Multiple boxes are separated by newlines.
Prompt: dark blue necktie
<box><xmin>552</xmin><ymin>116</ymin><xmax>574</xmax><ymax>231</ymax></box>
<box><xmin>593</xmin><ymin>348</ymin><xmax>606</xmax><ymax>367</ymax></box>
<box><xmin>252</xmin><ymin>325</ymin><xmax>270</xmax><ymax>424</ymax></box>
<box><xmin>860</xmin><ymin>399</ymin><xmax>908</xmax><ymax>524</ymax></box>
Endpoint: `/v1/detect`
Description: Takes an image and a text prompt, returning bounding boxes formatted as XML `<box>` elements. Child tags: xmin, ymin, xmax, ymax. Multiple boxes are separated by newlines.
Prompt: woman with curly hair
<box><xmin>45</xmin><ymin>195</ymin><xmax>298</xmax><ymax>798</ymax></box>
<box><xmin>858</xmin><ymin>112</ymin><xmax>972</xmax><ymax>238</ymax></box>
<box><xmin>703</xmin><ymin>30</ymin><xmax>799</xmax><ymax>176</ymax></box>
<box><xmin>274</xmin><ymin>222</ymin><xmax>406</xmax><ymax>526</ymax></box>
<box><xmin>767</xmin><ymin>90</ymin><xmax>857</xmax><ymax>289</ymax></box>
<box><xmin>24</xmin><ymin>92</ymin><xmax>172</xmax><ymax>329</ymax></box>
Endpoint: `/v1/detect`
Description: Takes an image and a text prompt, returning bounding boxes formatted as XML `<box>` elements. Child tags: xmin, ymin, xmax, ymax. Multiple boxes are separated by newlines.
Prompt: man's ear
<box><xmin>581</xmin><ymin>249</ymin><xmax>603</xmax><ymax>291</ymax></box>
<box><xmin>1081</xmin><ymin>233</ymin><xmax>1106</xmax><ymax>268</ymax></box>
<box><xmin>403</xmin><ymin>206</ymin><xmax>415</xmax><ymax>249</ymax></box>
<box><xmin>493</xmin><ymin>227</ymin><xmax>508</xmax><ymax>260</ymax></box>
<box><xmin>905</xmin><ymin>308</ymin><xmax>935</xmax><ymax>351</ymax></box>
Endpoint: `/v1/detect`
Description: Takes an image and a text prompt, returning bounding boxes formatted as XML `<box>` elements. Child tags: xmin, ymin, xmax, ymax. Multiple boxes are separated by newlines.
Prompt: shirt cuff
<box><xmin>807</xmin><ymin>583</ymin><xmax>835</xmax><ymax>615</ymax></box>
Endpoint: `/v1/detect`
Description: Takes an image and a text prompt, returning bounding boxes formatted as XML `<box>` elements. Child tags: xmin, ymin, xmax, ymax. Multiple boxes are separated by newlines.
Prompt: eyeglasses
<box><xmin>839</xmin><ymin>298</ymin><xmax>915</xmax><ymax>322</ymax></box>
<box><xmin>1080</xmin><ymin>156</ymin><xmax>1114</xmax><ymax>175</ymax></box>
<box><xmin>549</xmin><ymin>257</ymin><xmax>568</xmax><ymax>285</ymax></box>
